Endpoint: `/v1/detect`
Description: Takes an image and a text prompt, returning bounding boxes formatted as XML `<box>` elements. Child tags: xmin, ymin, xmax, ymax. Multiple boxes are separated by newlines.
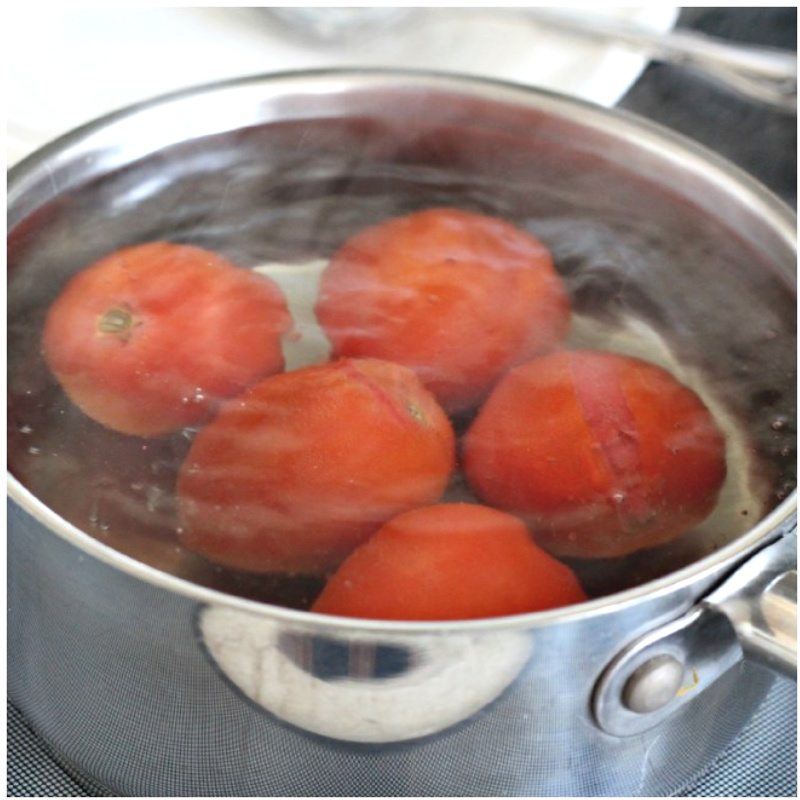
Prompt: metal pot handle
<box><xmin>702</xmin><ymin>527</ymin><xmax>797</xmax><ymax>678</ymax></box>
<box><xmin>594</xmin><ymin>525</ymin><xmax>796</xmax><ymax>737</ymax></box>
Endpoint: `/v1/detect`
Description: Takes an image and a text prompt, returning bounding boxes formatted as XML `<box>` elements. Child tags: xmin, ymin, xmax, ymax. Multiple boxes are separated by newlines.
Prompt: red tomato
<box><xmin>311</xmin><ymin>503</ymin><xmax>587</xmax><ymax>621</ymax></box>
<box><xmin>42</xmin><ymin>242</ymin><xmax>292</xmax><ymax>437</ymax></box>
<box><xmin>462</xmin><ymin>350</ymin><xmax>728</xmax><ymax>559</ymax></box>
<box><xmin>177</xmin><ymin>358</ymin><xmax>456</xmax><ymax>575</ymax></box>
<box><xmin>315</xmin><ymin>208</ymin><xmax>571</xmax><ymax>414</ymax></box>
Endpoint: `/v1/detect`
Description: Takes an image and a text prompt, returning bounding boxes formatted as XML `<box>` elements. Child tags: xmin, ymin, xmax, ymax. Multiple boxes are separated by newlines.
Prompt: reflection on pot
<box><xmin>199</xmin><ymin>605</ymin><xmax>532</xmax><ymax>743</ymax></box>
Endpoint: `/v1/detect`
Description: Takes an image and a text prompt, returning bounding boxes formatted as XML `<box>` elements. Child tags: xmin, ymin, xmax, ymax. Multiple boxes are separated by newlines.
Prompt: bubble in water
<box><xmin>182</xmin><ymin>387</ymin><xmax>207</xmax><ymax>405</ymax></box>
<box><xmin>18</xmin><ymin>424</ymin><xmax>32</xmax><ymax>434</ymax></box>
<box><xmin>771</xmin><ymin>416</ymin><xmax>790</xmax><ymax>431</ymax></box>
<box><xmin>27</xmin><ymin>445</ymin><xmax>41</xmax><ymax>456</ymax></box>
<box><xmin>145</xmin><ymin>486</ymin><xmax>165</xmax><ymax>512</ymax></box>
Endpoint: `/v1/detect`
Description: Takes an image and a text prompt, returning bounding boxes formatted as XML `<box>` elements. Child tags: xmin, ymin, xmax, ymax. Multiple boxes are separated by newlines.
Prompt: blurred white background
<box><xmin>6</xmin><ymin>6</ymin><xmax>679</xmax><ymax>165</ymax></box>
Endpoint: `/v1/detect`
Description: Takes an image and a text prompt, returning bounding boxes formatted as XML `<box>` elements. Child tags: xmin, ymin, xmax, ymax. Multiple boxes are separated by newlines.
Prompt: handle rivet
<box><xmin>622</xmin><ymin>654</ymin><xmax>685</xmax><ymax>714</ymax></box>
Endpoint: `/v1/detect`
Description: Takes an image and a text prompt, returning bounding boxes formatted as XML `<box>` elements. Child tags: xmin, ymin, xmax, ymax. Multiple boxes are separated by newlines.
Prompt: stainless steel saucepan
<box><xmin>7</xmin><ymin>70</ymin><xmax>796</xmax><ymax>796</ymax></box>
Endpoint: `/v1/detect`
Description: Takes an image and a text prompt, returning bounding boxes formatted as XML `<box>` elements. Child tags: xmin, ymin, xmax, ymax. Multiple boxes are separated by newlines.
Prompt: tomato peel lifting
<box><xmin>462</xmin><ymin>350</ymin><xmax>728</xmax><ymax>559</ymax></box>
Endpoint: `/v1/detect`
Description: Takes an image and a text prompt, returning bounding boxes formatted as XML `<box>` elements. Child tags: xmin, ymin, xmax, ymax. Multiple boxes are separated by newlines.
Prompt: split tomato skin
<box><xmin>462</xmin><ymin>350</ymin><xmax>728</xmax><ymax>559</ymax></box>
<box><xmin>315</xmin><ymin>208</ymin><xmax>571</xmax><ymax>414</ymax></box>
<box><xmin>311</xmin><ymin>503</ymin><xmax>587</xmax><ymax>621</ymax></box>
<box><xmin>176</xmin><ymin>357</ymin><xmax>456</xmax><ymax>575</ymax></box>
<box><xmin>41</xmin><ymin>242</ymin><xmax>292</xmax><ymax>437</ymax></box>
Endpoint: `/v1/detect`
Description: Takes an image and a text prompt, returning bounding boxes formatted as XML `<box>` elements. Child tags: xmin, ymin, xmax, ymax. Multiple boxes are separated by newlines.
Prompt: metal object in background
<box><xmin>517</xmin><ymin>8</ymin><xmax>797</xmax><ymax>111</ymax></box>
<box><xmin>264</xmin><ymin>7</ymin><xmax>798</xmax><ymax>110</ymax></box>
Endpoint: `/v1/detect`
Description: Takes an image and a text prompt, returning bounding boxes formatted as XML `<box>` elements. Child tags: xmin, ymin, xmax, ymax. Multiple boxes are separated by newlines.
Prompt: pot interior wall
<box><xmin>7</xmin><ymin>84</ymin><xmax>797</xmax><ymax>606</ymax></box>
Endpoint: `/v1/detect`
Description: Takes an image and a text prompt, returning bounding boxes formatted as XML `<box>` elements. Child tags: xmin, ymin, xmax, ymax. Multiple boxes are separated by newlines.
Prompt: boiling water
<box><xmin>7</xmin><ymin>121</ymin><xmax>796</xmax><ymax>607</ymax></box>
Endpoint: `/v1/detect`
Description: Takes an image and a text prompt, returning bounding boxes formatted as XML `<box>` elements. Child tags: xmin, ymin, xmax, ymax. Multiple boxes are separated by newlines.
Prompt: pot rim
<box><xmin>9</xmin><ymin>68</ymin><xmax>798</xmax><ymax>241</ymax></box>
<box><xmin>7</xmin><ymin>67</ymin><xmax>798</xmax><ymax>634</ymax></box>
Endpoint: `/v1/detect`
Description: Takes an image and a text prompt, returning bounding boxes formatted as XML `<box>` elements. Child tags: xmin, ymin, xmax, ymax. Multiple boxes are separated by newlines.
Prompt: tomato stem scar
<box><xmin>97</xmin><ymin>307</ymin><xmax>135</xmax><ymax>337</ymax></box>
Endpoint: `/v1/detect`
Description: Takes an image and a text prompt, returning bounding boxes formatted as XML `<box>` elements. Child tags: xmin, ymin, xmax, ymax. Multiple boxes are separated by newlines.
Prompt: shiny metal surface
<box><xmin>593</xmin><ymin>520</ymin><xmax>796</xmax><ymax>737</ymax></box>
<box><xmin>515</xmin><ymin>8</ymin><xmax>798</xmax><ymax>110</ymax></box>
<box><xmin>6</xmin><ymin>499</ymin><xmax>776</xmax><ymax>796</ymax></box>
<box><xmin>7</xmin><ymin>71</ymin><xmax>797</xmax><ymax>796</ymax></box>
<box><xmin>705</xmin><ymin>529</ymin><xmax>798</xmax><ymax>677</ymax></box>
<box><xmin>622</xmin><ymin>654</ymin><xmax>686</xmax><ymax>714</ymax></box>
<box><xmin>594</xmin><ymin>606</ymin><xmax>744</xmax><ymax>737</ymax></box>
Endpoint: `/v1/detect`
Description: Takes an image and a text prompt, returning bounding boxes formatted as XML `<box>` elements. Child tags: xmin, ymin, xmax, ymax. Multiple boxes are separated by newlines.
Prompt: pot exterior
<box><xmin>8</xmin><ymin>500</ymin><xmax>774</xmax><ymax>797</ymax></box>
